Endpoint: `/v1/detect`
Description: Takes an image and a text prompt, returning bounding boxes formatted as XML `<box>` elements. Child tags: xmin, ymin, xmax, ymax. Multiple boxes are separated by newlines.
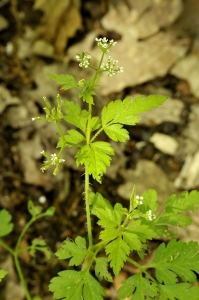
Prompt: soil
<box><xmin>0</xmin><ymin>0</ymin><xmax>199</xmax><ymax>299</ymax></box>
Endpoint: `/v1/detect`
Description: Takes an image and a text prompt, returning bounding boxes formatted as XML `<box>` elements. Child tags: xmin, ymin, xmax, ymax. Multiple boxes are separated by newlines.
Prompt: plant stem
<box><xmin>13</xmin><ymin>253</ymin><xmax>32</xmax><ymax>300</ymax></box>
<box><xmin>84</xmin><ymin>51</ymin><xmax>107</xmax><ymax>248</ymax></box>
<box><xmin>85</xmin><ymin>102</ymin><xmax>93</xmax><ymax>248</ymax></box>
<box><xmin>0</xmin><ymin>239</ymin><xmax>15</xmax><ymax>255</ymax></box>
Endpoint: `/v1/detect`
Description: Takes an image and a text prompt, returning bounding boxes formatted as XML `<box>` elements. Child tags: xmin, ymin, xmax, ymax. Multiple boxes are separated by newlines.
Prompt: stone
<box><xmin>149</xmin><ymin>133</ymin><xmax>178</xmax><ymax>155</ymax></box>
<box><xmin>171</xmin><ymin>54</ymin><xmax>199</xmax><ymax>98</ymax></box>
<box><xmin>139</xmin><ymin>98</ymin><xmax>184</xmax><ymax>126</ymax></box>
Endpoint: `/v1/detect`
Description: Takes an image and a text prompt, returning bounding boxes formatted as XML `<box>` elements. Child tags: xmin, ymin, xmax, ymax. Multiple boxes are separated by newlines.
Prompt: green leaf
<box><xmin>79</xmin><ymin>87</ymin><xmax>95</xmax><ymax>104</ymax></box>
<box><xmin>47</xmin><ymin>74</ymin><xmax>78</xmax><ymax>90</ymax></box>
<box><xmin>0</xmin><ymin>269</ymin><xmax>7</xmax><ymax>282</ymax></box>
<box><xmin>130</xmin><ymin>94</ymin><xmax>168</xmax><ymax>114</ymax></box>
<box><xmin>122</xmin><ymin>231</ymin><xmax>142</xmax><ymax>251</ymax></box>
<box><xmin>104</xmin><ymin>124</ymin><xmax>129</xmax><ymax>142</ymax></box>
<box><xmin>164</xmin><ymin>190</ymin><xmax>199</xmax><ymax>217</ymax></box>
<box><xmin>97</xmin><ymin>203</ymin><xmax>126</xmax><ymax>229</ymax></box>
<box><xmin>49</xmin><ymin>270</ymin><xmax>84</xmax><ymax>299</ymax></box>
<box><xmin>57</xmin><ymin>129</ymin><xmax>85</xmax><ymax>148</ymax></box>
<box><xmin>49</xmin><ymin>270</ymin><xmax>105</xmax><ymax>300</ymax></box>
<box><xmin>106</xmin><ymin>237</ymin><xmax>130</xmax><ymax>276</ymax></box>
<box><xmin>158</xmin><ymin>283</ymin><xmax>199</xmax><ymax>300</ymax></box>
<box><xmin>101</xmin><ymin>98</ymin><xmax>140</xmax><ymax>126</ymax></box>
<box><xmin>56</xmin><ymin>236</ymin><xmax>87</xmax><ymax>266</ymax></box>
<box><xmin>151</xmin><ymin>190</ymin><xmax>199</xmax><ymax>235</ymax></box>
<box><xmin>83</xmin><ymin>272</ymin><xmax>105</xmax><ymax>300</ymax></box>
<box><xmin>138</xmin><ymin>189</ymin><xmax>158</xmax><ymax>215</ymax></box>
<box><xmin>76</xmin><ymin>142</ymin><xmax>114</xmax><ymax>183</ymax></box>
<box><xmin>0</xmin><ymin>209</ymin><xmax>13</xmax><ymax>237</ymax></box>
<box><xmin>126</xmin><ymin>220</ymin><xmax>157</xmax><ymax>243</ymax></box>
<box><xmin>44</xmin><ymin>206</ymin><xmax>55</xmax><ymax>216</ymax></box>
<box><xmin>151</xmin><ymin>240</ymin><xmax>199</xmax><ymax>284</ymax></box>
<box><xmin>90</xmin><ymin>116</ymin><xmax>101</xmax><ymax>132</ymax></box>
<box><xmin>95</xmin><ymin>257</ymin><xmax>113</xmax><ymax>282</ymax></box>
<box><xmin>29</xmin><ymin>238</ymin><xmax>52</xmax><ymax>260</ymax></box>
<box><xmin>27</xmin><ymin>200</ymin><xmax>42</xmax><ymax>217</ymax></box>
<box><xmin>89</xmin><ymin>192</ymin><xmax>113</xmax><ymax>216</ymax></box>
<box><xmin>64</xmin><ymin>101</ymin><xmax>89</xmax><ymax>134</ymax></box>
<box><xmin>118</xmin><ymin>273</ymin><xmax>159</xmax><ymax>300</ymax></box>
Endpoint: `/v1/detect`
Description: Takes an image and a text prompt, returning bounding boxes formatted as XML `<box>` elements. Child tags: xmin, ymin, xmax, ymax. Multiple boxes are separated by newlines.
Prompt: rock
<box><xmin>101</xmin><ymin>0</ymin><xmax>183</xmax><ymax>39</ymax></box>
<box><xmin>179</xmin><ymin>104</ymin><xmax>199</xmax><ymax>156</ymax></box>
<box><xmin>32</xmin><ymin>39</ymin><xmax>54</xmax><ymax>57</ymax></box>
<box><xmin>117</xmin><ymin>159</ymin><xmax>176</xmax><ymax>204</ymax></box>
<box><xmin>149</xmin><ymin>133</ymin><xmax>178</xmax><ymax>155</ymax></box>
<box><xmin>0</xmin><ymin>86</ymin><xmax>20</xmax><ymax>114</ymax></box>
<box><xmin>139</xmin><ymin>98</ymin><xmax>184</xmax><ymax>126</ymax></box>
<box><xmin>171</xmin><ymin>54</ymin><xmax>199</xmax><ymax>98</ymax></box>
<box><xmin>98</xmin><ymin>32</ymin><xmax>188</xmax><ymax>95</ymax></box>
<box><xmin>2</xmin><ymin>105</ymin><xmax>31</xmax><ymax>128</ymax></box>
<box><xmin>174</xmin><ymin>150</ymin><xmax>199</xmax><ymax>190</ymax></box>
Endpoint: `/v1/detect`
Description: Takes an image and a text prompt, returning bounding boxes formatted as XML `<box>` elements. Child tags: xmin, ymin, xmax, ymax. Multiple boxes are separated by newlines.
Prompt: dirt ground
<box><xmin>0</xmin><ymin>0</ymin><xmax>199</xmax><ymax>299</ymax></box>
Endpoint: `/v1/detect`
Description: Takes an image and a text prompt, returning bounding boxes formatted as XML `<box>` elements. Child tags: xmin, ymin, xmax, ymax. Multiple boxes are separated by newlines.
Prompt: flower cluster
<box><xmin>147</xmin><ymin>210</ymin><xmax>156</xmax><ymax>221</ymax></box>
<box><xmin>40</xmin><ymin>150</ymin><xmax>65</xmax><ymax>175</ymax></box>
<box><xmin>101</xmin><ymin>56</ymin><xmax>123</xmax><ymax>76</ymax></box>
<box><xmin>95</xmin><ymin>37</ymin><xmax>117</xmax><ymax>54</ymax></box>
<box><xmin>76</xmin><ymin>52</ymin><xmax>91</xmax><ymax>68</ymax></box>
<box><xmin>135</xmin><ymin>195</ymin><xmax>143</xmax><ymax>205</ymax></box>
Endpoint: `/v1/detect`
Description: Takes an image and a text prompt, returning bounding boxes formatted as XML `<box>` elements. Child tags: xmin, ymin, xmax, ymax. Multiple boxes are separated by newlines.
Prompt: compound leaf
<box><xmin>57</xmin><ymin>129</ymin><xmax>85</xmax><ymax>148</ymax></box>
<box><xmin>101</xmin><ymin>95</ymin><xmax>167</xmax><ymax>128</ymax></box>
<box><xmin>64</xmin><ymin>101</ymin><xmax>88</xmax><ymax>134</ymax></box>
<box><xmin>47</xmin><ymin>74</ymin><xmax>78</xmax><ymax>90</ymax></box>
<box><xmin>49</xmin><ymin>270</ymin><xmax>105</xmax><ymax>300</ymax></box>
<box><xmin>151</xmin><ymin>240</ymin><xmax>199</xmax><ymax>284</ymax></box>
<box><xmin>106</xmin><ymin>237</ymin><xmax>130</xmax><ymax>276</ymax></box>
<box><xmin>49</xmin><ymin>270</ymin><xmax>84</xmax><ymax>300</ymax></box>
<box><xmin>89</xmin><ymin>192</ymin><xmax>113</xmax><ymax>216</ymax></box>
<box><xmin>95</xmin><ymin>257</ymin><xmax>113</xmax><ymax>282</ymax></box>
<box><xmin>76</xmin><ymin>141</ymin><xmax>114</xmax><ymax>183</ymax></box>
<box><xmin>118</xmin><ymin>273</ymin><xmax>159</xmax><ymax>300</ymax></box>
<box><xmin>0</xmin><ymin>209</ymin><xmax>13</xmax><ymax>237</ymax></box>
<box><xmin>56</xmin><ymin>236</ymin><xmax>87</xmax><ymax>266</ymax></box>
<box><xmin>104</xmin><ymin>124</ymin><xmax>129</xmax><ymax>142</ymax></box>
<box><xmin>165</xmin><ymin>190</ymin><xmax>199</xmax><ymax>212</ymax></box>
<box><xmin>30</xmin><ymin>238</ymin><xmax>52</xmax><ymax>260</ymax></box>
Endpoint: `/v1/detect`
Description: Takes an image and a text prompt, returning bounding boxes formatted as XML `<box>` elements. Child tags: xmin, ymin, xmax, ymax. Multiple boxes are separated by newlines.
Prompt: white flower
<box><xmin>147</xmin><ymin>210</ymin><xmax>156</xmax><ymax>221</ymax></box>
<box><xmin>32</xmin><ymin>118</ymin><xmax>35</xmax><ymax>121</ymax></box>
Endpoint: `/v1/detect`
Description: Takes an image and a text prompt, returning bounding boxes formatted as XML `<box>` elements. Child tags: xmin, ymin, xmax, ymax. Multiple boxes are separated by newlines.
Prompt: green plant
<box><xmin>0</xmin><ymin>200</ymin><xmax>54</xmax><ymax>300</ymax></box>
<box><xmin>1</xmin><ymin>37</ymin><xmax>199</xmax><ymax>300</ymax></box>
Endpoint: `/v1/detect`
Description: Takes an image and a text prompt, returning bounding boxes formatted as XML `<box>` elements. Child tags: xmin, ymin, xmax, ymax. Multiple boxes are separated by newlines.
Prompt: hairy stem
<box><xmin>85</xmin><ymin>102</ymin><xmax>93</xmax><ymax>248</ymax></box>
<box><xmin>84</xmin><ymin>52</ymin><xmax>106</xmax><ymax>248</ymax></box>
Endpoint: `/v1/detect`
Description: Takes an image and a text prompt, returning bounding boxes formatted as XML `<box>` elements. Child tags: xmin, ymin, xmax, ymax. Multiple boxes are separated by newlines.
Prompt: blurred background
<box><xmin>0</xmin><ymin>0</ymin><xmax>199</xmax><ymax>299</ymax></box>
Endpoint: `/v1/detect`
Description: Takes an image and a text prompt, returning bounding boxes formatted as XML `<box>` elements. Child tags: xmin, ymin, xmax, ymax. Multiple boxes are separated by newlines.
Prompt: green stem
<box><xmin>13</xmin><ymin>253</ymin><xmax>32</xmax><ymax>300</ymax></box>
<box><xmin>85</xmin><ymin>102</ymin><xmax>93</xmax><ymax>248</ymax></box>
<box><xmin>15</xmin><ymin>214</ymin><xmax>46</xmax><ymax>251</ymax></box>
<box><xmin>84</xmin><ymin>52</ymin><xmax>106</xmax><ymax>248</ymax></box>
<box><xmin>0</xmin><ymin>239</ymin><xmax>14</xmax><ymax>256</ymax></box>
<box><xmin>127</xmin><ymin>257</ymin><xmax>157</xmax><ymax>284</ymax></box>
